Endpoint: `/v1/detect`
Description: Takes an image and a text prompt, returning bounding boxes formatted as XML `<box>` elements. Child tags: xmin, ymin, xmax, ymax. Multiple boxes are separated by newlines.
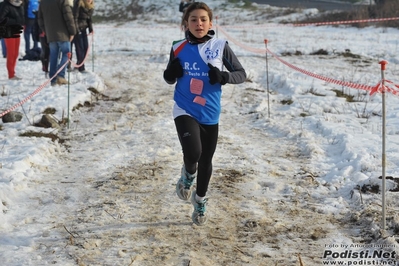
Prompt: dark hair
<box><xmin>181</xmin><ymin>2</ymin><xmax>213</xmax><ymax>29</ymax></box>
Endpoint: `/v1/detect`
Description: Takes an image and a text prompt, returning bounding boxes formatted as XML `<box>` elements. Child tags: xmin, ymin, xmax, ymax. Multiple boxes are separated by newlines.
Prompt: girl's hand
<box><xmin>164</xmin><ymin>58</ymin><xmax>184</xmax><ymax>82</ymax></box>
<box><xmin>208</xmin><ymin>63</ymin><xmax>229</xmax><ymax>85</ymax></box>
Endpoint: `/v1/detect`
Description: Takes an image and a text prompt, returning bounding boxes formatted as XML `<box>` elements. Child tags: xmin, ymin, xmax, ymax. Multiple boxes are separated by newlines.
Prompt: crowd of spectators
<box><xmin>0</xmin><ymin>0</ymin><xmax>94</xmax><ymax>84</ymax></box>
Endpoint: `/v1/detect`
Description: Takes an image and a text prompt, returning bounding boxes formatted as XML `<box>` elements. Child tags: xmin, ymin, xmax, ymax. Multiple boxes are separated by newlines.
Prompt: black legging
<box><xmin>174</xmin><ymin>115</ymin><xmax>218</xmax><ymax>197</ymax></box>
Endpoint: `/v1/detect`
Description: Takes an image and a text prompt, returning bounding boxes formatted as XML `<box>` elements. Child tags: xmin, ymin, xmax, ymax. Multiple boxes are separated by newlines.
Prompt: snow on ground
<box><xmin>1</xmin><ymin>0</ymin><xmax>399</xmax><ymax>265</ymax></box>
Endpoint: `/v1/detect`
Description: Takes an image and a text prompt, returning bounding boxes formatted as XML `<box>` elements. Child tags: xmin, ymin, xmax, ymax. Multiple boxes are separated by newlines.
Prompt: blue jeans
<box><xmin>1</xmin><ymin>38</ymin><xmax>6</xmax><ymax>58</ymax></box>
<box><xmin>49</xmin><ymin>41</ymin><xmax>70</xmax><ymax>83</ymax></box>
<box><xmin>24</xmin><ymin>19</ymin><xmax>39</xmax><ymax>54</ymax></box>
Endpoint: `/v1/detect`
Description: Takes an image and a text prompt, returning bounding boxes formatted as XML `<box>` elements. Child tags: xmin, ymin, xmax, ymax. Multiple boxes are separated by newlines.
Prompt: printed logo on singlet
<box><xmin>183</xmin><ymin>62</ymin><xmax>200</xmax><ymax>71</ymax></box>
<box><xmin>205</xmin><ymin>47</ymin><xmax>219</xmax><ymax>60</ymax></box>
<box><xmin>183</xmin><ymin>62</ymin><xmax>208</xmax><ymax>77</ymax></box>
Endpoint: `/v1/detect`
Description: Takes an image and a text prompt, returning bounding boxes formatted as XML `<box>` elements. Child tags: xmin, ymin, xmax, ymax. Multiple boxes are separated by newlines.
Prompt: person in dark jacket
<box><xmin>0</xmin><ymin>0</ymin><xmax>24</xmax><ymax>58</ymax></box>
<box><xmin>37</xmin><ymin>0</ymin><xmax>76</xmax><ymax>86</ymax></box>
<box><xmin>32</xmin><ymin>9</ymin><xmax>48</xmax><ymax>77</ymax></box>
<box><xmin>0</xmin><ymin>1</ymin><xmax>23</xmax><ymax>41</ymax></box>
<box><xmin>0</xmin><ymin>9</ymin><xmax>22</xmax><ymax>40</ymax></box>
<box><xmin>163</xmin><ymin>2</ymin><xmax>246</xmax><ymax>226</ymax></box>
<box><xmin>72</xmin><ymin>0</ymin><xmax>93</xmax><ymax>73</ymax></box>
<box><xmin>0</xmin><ymin>0</ymin><xmax>24</xmax><ymax>80</ymax></box>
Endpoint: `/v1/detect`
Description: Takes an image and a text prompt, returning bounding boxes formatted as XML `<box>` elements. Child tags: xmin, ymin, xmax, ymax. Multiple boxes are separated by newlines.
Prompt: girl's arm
<box><xmin>222</xmin><ymin>43</ymin><xmax>246</xmax><ymax>84</ymax></box>
<box><xmin>164</xmin><ymin>48</ymin><xmax>180</xmax><ymax>84</ymax></box>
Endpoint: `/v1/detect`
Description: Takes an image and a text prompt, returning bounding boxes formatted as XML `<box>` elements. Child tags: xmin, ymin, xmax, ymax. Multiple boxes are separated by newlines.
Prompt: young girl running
<box><xmin>163</xmin><ymin>2</ymin><xmax>246</xmax><ymax>226</ymax></box>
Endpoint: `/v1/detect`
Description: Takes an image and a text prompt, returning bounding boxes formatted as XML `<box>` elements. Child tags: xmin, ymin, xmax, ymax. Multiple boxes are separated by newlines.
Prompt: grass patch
<box><xmin>281</xmin><ymin>99</ymin><xmax>293</xmax><ymax>105</ymax></box>
<box><xmin>336</xmin><ymin>49</ymin><xmax>361</xmax><ymax>59</ymax></box>
<box><xmin>297</xmin><ymin>1</ymin><xmax>399</xmax><ymax>29</ymax></box>
<box><xmin>308</xmin><ymin>88</ymin><xmax>326</xmax><ymax>96</ymax></box>
<box><xmin>310</xmin><ymin>49</ymin><xmax>328</xmax><ymax>56</ymax></box>
<box><xmin>332</xmin><ymin>89</ymin><xmax>355</xmax><ymax>102</ymax></box>
<box><xmin>43</xmin><ymin>107</ymin><xmax>56</xmax><ymax>115</ymax></box>
<box><xmin>72</xmin><ymin>101</ymin><xmax>93</xmax><ymax>112</ymax></box>
<box><xmin>281</xmin><ymin>50</ymin><xmax>303</xmax><ymax>56</ymax></box>
<box><xmin>300</xmin><ymin>112</ymin><xmax>310</xmax><ymax>117</ymax></box>
<box><xmin>91</xmin><ymin>0</ymin><xmax>142</xmax><ymax>23</ymax></box>
<box><xmin>19</xmin><ymin>131</ymin><xmax>65</xmax><ymax>143</ymax></box>
<box><xmin>228</xmin><ymin>0</ymin><xmax>255</xmax><ymax>9</ymax></box>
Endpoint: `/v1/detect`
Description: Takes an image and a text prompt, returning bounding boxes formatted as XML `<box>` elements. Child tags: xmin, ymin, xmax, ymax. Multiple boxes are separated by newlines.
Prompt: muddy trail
<box><xmin>11</xmin><ymin>53</ymin><xmax>363</xmax><ymax>266</ymax></box>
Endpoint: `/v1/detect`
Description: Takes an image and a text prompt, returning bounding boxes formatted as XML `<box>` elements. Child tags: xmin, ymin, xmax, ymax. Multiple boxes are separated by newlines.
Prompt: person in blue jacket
<box><xmin>23</xmin><ymin>0</ymin><xmax>39</xmax><ymax>55</ymax></box>
<box><xmin>163</xmin><ymin>2</ymin><xmax>246</xmax><ymax>226</ymax></box>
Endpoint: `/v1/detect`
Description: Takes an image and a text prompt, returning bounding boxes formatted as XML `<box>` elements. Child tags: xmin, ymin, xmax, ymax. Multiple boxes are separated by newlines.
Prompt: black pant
<box><xmin>72</xmin><ymin>29</ymin><xmax>89</xmax><ymax>71</ymax></box>
<box><xmin>174</xmin><ymin>115</ymin><xmax>218</xmax><ymax>197</ymax></box>
<box><xmin>39</xmin><ymin>36</ymin><xmax>49</xmax><ymax>72</ymax></box>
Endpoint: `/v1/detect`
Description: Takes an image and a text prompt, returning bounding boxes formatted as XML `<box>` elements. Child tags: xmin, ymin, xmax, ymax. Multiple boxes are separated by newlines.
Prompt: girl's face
<box><xmin>187</xmin><ymin>9</ymin><xmax>212</xmax><ymax>39</ymax></box>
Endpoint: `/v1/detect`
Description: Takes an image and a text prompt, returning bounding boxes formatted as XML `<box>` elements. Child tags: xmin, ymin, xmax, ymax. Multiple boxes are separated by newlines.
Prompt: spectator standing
<box><xmin>72</xmin><ymin>0</ymin><xmax>93</xmax><ymax>73</ymax></box>
<box><xmin>0</xmin><ymin>0</ymin><xmax>24</xmax><ymax>80</ymax></box>
<box><xmin>23</xmin><ymin>0</ymin><xmax>39</xmax><ymax>55</ymax></box>
<box><xmin>33</xmin><ymin>9</ymin><xmax>48</xmax><ymax>77</ymax></box>
<box><xmin>37</xmin><ymin>0</ymin><xmax>76</xmax><ymax>86</ymax></box>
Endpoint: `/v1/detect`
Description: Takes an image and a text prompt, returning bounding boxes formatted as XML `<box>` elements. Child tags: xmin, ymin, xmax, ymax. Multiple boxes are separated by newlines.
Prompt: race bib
<box><xmin>190</xmin><ymin>78</ymin><xmax>203</xmax><ymax>95</ymax></box>
<box><xmin>193</xmin><ymin>96</ymin><xmax>206</xmax><ymax>106</ymax></box>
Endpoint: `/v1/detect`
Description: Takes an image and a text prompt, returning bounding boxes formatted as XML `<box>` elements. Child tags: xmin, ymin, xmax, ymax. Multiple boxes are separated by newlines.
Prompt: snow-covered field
<box><xmin>1</xmin><ymin>0</ymin><xmax>399</xmax><ymax>265</ymax></box>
